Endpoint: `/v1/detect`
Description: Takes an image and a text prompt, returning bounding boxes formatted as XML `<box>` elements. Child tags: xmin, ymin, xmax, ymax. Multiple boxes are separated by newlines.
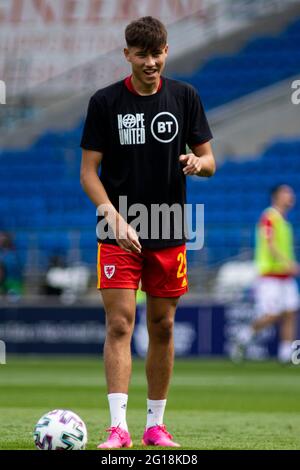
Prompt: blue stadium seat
<box><xmin>174</xmin><ymin>16</ymin><xmax>300</xmax><ymax>109</ymax></box>
<box><xmin>2</xmin><ymin>16</ymin><xmax>300</xmax><ymax>268</ymax></box>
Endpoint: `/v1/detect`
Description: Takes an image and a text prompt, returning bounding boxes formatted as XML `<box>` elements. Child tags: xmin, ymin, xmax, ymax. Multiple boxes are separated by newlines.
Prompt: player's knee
<box><xmin>150</xmin><ymin>317</ymin><xmax>174</xmax><ymax>342</ymax></box>
<box><xmin>107</xmin><ymin>316</ymin><xmax>133</xmax><ymax>339</ymax></box>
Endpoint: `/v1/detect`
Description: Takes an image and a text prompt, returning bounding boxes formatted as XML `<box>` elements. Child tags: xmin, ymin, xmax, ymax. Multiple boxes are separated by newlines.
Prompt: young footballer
<box><xmin>80</xmin><ymin>16</ymin><xmax>215</xmax><ymax>448</ymax></box>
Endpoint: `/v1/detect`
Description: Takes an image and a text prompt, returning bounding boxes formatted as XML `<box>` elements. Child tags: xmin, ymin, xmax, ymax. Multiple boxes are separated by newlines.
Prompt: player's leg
<box><xmin>98</xmin><ymin>288</ymin><xmax>136</xmax><ymax>449</ymax></box>
<box><xmin>146</xmin><ymin>295</ymin><xmax>178</xmax><ymax>400</ymax></box>
<box><xmin>102</xmin><ymin>288</ymin><xmax>136</xmax><ymax>394</ymax></box>
<box><xmin>141</xmin><ymin>245</ymin><xmax>187</xmax><ymax>447</ymax></box>
<box><xmin>142</xmin><ymin>294</ymin><xmax>180</xmax><ymax>447</ymax></box>
<box><xmin>277</xmin><ymin>278</ymin><xmax>299</xmax><ymax>363</ymax></box>
<box><xmin>230</xmin><ymin>277</ymin><xmax>282</xmax><ymax>361</ymax></box>
<box><xmin>278</xmin><ymin>310</ymin><xmax>297</xmax><ymax>363</ymax></box>
<box><xmin>96</xmin><ymin>243</ymin><xmax>142</xmax><ymax>449</ymax></box>
<box><xmin>230</xmin><ymin>315</ymin><xmax>280</xmax><ymax>362</ymax></box>
<box><xmin>280</xmin><ymin>310</ymin><xmax>296</xmax><ymax>343</ymax></box>
<box><xmin>252</xmin><ymin>313</ymin><xmax>281</xmax><ymax>332</ymax></box>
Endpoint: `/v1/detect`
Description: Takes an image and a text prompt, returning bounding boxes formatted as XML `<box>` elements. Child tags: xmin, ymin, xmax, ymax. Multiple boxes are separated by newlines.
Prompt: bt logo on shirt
<box><xmin>151</xmin><ymin>112</ymin><xmax>178</xmax><ymax>143</ymax></box>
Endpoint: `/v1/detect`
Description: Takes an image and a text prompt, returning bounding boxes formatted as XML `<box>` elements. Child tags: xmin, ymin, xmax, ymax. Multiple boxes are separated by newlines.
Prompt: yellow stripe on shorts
<box><xmin>97</xmin><ymin>243</ymin><xmax>102</xmax><ymax>289</ymax></box>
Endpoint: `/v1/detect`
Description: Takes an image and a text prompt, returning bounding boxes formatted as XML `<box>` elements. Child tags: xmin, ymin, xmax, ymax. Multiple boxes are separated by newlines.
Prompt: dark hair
<box><xmin>125</xmin><ymin>16</ymin><xmax>167</xmax><ymax>52</ymax></box>
<box><xmin>270</xmin><ymin>184</ymin><xmax>291</xmax><ymax>199</ymax></box>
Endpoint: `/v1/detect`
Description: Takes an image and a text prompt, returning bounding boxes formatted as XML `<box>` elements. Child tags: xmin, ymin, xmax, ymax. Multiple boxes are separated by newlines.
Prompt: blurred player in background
<box><xmin>80</xmin><ymin>16</ymin><xmax>215</xmax><ymax>448</ymax></box>
<box><xmin>232</xmin><ymin>184</ymin><xmax>299</xmax><ymax>363</ymax></box>
<box><xmin>0</xmin><ymin>232</ymin><xmax>23</xmax><ymax>298</ymax></box>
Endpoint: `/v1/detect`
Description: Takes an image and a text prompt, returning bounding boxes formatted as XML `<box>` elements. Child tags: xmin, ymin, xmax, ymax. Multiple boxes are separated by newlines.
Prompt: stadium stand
<box><xmin>187</xmin><ymin>139</ymin><xmax>300</xmax><ymax>267</ymax></box>
<box><xmin>1</xmin><ymin>15</ymin><xmax>300</xmax><ymax>291</ymax></box>
<box><xmin>174</xmin><ymin>17</ymin><xmax>300</xmax><ymax>109</ymax></box>
<box><xmin>1</xmin><ymin>134</ymin><xmax>299</xmax><ymax>275</ymax></box>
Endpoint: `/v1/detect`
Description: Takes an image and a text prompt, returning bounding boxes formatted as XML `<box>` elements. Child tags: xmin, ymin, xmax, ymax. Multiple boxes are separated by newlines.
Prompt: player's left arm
<box><xmin>179</xmin><ymin>141</ymin><xmax>216</xmax><ymax>177</ymax></box>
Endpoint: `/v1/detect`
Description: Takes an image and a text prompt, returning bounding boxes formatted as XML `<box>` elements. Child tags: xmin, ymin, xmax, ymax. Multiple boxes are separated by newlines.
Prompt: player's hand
<box><xmin>179</xmin><ymin>153</ymin><xmax>202</xmax><ymax>175</ymax></box>
<box><xmin>114</xmin><ymin>216</ymin><xmax>142</xmax><ymax>254</ymax></box>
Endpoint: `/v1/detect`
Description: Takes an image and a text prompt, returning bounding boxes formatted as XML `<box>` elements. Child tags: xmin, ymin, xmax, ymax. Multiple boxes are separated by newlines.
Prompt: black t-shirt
<box><xmin>80</xmin><ymin>76</ymin><xmax>212</xmax><ymax>248</ymax></box>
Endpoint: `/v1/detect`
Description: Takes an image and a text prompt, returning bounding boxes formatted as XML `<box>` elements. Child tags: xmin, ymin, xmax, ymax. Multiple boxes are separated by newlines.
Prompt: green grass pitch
<box><xmin>0</xmin><ymin>356</ymin><xmax>300</xmax><ymax>450</ymax></box>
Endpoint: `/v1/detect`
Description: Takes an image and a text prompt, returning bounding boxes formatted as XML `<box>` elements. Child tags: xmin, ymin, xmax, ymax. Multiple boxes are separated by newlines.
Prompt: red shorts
<box><xmin>97</xmin><ymin>243</ymin><xmax>188</xmax><ymax>298</ymax></box>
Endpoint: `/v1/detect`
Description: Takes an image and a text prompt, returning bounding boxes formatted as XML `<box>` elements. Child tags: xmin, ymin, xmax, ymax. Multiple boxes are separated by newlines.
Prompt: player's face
<box><xmin>277</xmin><ymin>186</ymin><xmax>295</xmax><ymax>209</ymax></box>
<box><xmin>124</xmin><ymin>45</ymin><xmax>168</xmax><ymax>86</ymax></box>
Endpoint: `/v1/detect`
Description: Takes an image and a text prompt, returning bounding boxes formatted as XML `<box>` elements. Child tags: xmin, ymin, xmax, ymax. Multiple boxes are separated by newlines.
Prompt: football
<box><xmin>33</xmin><ymin>409</ymin><xmax>88</xmax><ymax>450</ymax></box>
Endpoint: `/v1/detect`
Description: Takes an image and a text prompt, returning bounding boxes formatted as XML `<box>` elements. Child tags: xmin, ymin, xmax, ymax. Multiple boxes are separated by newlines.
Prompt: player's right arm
<box><xmin>80</xmin><ymin>149</ymin><xmax>141</xmax><ymax>254</ymax></box>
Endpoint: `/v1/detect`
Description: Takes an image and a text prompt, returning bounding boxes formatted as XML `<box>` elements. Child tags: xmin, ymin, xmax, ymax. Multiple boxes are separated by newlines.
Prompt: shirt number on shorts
<box><xmin>177</xmin><ymin>251</ymin><xmax>187</xmax><ymax>278</ymax></box>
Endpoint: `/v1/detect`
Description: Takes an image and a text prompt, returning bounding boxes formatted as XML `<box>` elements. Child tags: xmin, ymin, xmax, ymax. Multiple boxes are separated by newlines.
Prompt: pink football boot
<box><xmin>142</xmin><ymin>424</ymin><xmax>180</xmax><ymax>447</ymax></box>
<box><xmin>98</xmin><ymin>426</ymin><xmax>133</xmax><ymax>449</ymax></box>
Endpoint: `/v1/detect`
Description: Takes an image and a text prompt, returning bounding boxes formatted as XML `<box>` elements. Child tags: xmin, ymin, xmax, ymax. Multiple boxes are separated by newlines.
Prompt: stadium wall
<box><xmin>1</xmin><ymin>303</ymin><xmax>298</xmax><ymax>359</ymax></box>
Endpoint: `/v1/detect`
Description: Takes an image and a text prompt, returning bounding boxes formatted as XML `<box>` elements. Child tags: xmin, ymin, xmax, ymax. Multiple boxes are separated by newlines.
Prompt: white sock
<box><xmin>146</xmin><ymin>399</ymin><xmax>167</xmax><ymax>429</ymax></box>
<box><xmin>278</xmin><ymin>341</ymin><xmax>292</xmax><ymax>363</ymax></box>
<box><xmin>238</xmin><ymin>326</ymin><xmax>254</xmax><ymax>346</ymax></box>
<box><xmin>107</xmin><ymin>393</ymin><xmax>128</xmax><ymax>431</ymax></box>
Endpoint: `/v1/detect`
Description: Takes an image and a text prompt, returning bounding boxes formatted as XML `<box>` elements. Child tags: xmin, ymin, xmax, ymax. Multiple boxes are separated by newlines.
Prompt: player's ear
<box><xmin>124</xmin><ymin>48</ymin><xmax>131</xmax><ymax>62</ymax></box>
<box><xmin>164</xmin><ymin>44</ymin><xmax>169</xmax><ymax>56</ymax></box>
